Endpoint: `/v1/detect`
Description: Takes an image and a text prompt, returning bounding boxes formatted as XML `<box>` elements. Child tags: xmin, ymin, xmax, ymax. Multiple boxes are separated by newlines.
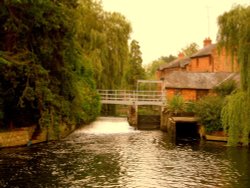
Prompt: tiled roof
<box><xmin>190</xmin><ymin>44</ymin><xmax>217</xmax><ymax>58</ymax></box>
<box><xmin>158</xmin><ymin>57</ymin><xmax>190</xmax><ymax>71</ymax></box>
<box><xmin>163</xmin><ymin>71</ymin><xmax>240</xmax><ymax>89</ymax></box>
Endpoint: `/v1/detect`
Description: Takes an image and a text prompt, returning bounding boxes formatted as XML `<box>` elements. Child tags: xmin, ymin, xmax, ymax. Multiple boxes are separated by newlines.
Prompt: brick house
<box><xmin>157</xmin><ymin>53</ymin><xmax>190</xmax><ymax>77</ymax></box>
<box><xmin>187</xmin><ymin>38</ymin><xmax>239</xmax><ymax>73</ymax></box>
<box><xmin>157</xmin><ymin>38</ymin><xmax>239</xmax><ymax>101</ymax></box>
<box><xmin>164</xmin><ymin>71</ymin><xmax>239</xmax><ymax>101</ymax></box>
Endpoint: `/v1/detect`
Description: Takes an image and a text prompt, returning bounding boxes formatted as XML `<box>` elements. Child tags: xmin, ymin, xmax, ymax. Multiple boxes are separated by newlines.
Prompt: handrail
<box><xmin>97</xmin><ymin>90</ymin><xmax>166</xmax><ymax>106</ymax></box>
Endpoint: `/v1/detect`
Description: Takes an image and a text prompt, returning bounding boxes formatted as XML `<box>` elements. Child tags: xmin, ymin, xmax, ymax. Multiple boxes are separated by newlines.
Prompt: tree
<box><xmin>145</xmin><ymin>55</ymin><xmax>176</xmax><ymax>80</ymax></box>
<box><xmin>0</xmin><ymin>0</ymin><xmax>103</xmax><ymax>138</ymax></box>
<box><xmin>181</xmin><ymin>42</ymin><xmax>199</xmax><ymax>57</ymax></box>
<box><xmin>125</xmin><ymin>40</ymin><xmax>145</xmax><ymax>89</ymax></box>
<box><xmin>218</xmin><ymin>5</ymin><xmax>250</xmax><ymax>146</ymax></box>
<box><xmin>158</xmin><ymin>55</ymin><xmax>176</xmax><ymax>63</ymax></box>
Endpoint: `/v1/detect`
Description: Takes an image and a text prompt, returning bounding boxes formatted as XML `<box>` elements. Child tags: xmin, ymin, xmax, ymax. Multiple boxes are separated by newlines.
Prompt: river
<box><xmin>0</xmin><ymin>117</ymin><xmax>249</xmax><ymax>188</ymax></box>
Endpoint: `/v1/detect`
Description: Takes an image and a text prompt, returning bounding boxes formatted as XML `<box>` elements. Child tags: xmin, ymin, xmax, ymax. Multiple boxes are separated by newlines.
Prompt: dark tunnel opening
<box><xmin>176</xmin><ymin>122</ymin><xmax>200</xmax><ymax>141</ymax></box>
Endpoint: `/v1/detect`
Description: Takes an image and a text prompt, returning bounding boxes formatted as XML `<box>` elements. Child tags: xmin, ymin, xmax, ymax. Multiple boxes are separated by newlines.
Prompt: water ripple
<box><xmin>0</xmin><ymin>117</ymin><xmax>249</xmax><ymax>187</ymax></box>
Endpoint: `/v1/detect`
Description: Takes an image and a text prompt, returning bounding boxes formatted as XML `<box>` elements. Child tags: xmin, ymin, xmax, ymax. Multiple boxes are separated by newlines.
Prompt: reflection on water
<box><xmin>0</xmin><ymin>117</ymin><xmax>249</xmax><ymax>188</ymax></box>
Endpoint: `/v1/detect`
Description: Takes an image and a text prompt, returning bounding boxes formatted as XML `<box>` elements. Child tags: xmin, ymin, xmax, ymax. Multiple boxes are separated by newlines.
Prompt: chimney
<box><xmin>203</xmin><ymin>37</ymin><xmax>212</xmax><ymax>47</ymax></box>
<box><xmin>178</xmin><ymin>52</ymin><xmax>184</xmax><ymax>59</ymax></box>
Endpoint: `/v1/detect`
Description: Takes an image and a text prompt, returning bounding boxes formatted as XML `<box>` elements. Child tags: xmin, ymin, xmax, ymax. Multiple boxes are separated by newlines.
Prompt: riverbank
<box><xmin>0</xmin><ymin>126</ymin><xmax>35</xmax><ymax>148</ymax></box>
<box><xmin>0</xmin><ymin>123</ymin><xmax>76</xmax><ymax>148</ymax></box>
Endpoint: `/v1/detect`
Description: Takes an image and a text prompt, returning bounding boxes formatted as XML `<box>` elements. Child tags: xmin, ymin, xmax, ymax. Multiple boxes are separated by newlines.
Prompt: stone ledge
<box><xmin>0</xmin><ymin>126</ymin><xmax>35</xmax><ymax>147</ymax></box>
<box><xmin>206</xmin><ymin>134</ymin><xmax>228</xmax><ymax>142</ymax></box>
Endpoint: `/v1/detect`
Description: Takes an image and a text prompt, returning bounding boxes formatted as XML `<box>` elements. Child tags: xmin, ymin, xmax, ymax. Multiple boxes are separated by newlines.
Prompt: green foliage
<box><xmin>185</xmin><ymin>101</ymin><xmax>195</xmax><ymax>114</ymax></box>
<box><xmin>0</xmin><ymin>0</ymin><xmax>118</xmax><ymax>136</ymax></box>
<box><xmin>181</xmin><ymin>42</ymin><xmax>199</xmax><ymax>57</ymax></box>
<box><xmin>125</xmin><ymin>40</ymin><xmax>146</xmax><ymax>89</ymax></box>
<box><xmin>159</xmin><ymin>55</ymin><xmax>176</xmax><ymax>63</ymax></box>
<box><xmin>213</xmin><ymin>80</ymin><xmax>237</xmax><ymax>97</ymax></box>
<box><xmin>0</xmin><ymin>0</ymin><xmax>135</xmax><ymax>137</ymax></box>
<box><xmin>145</xmin><ymin>55</ymin><xmax>176</xmax><ymax>79</ymax></box>
<box><xmin>221</xmin><ymin>91</ymin><xmax>250</xmax><ymax>146</ymax></box>
<box><xmin>194</xmin><ymin>96</ymin><xmax>224</xmax><ymax>133</ymax></box>
<box><xmin>167</xmin><ymin>95</ymin><xmax>185</xmax><ymax>115</ymax></box>
<box><xmin>217</xmin><ymin>5</ymin><xmax>250</xmax><ymax>145</ymax></box>
<box><xmin>79</xmin><ymin>9</ymin><xmax>132</xmax><ymax>90</ymax></box>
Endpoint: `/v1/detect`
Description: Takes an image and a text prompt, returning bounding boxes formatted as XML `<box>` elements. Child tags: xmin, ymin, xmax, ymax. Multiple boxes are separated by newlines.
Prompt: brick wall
<box><xmin>188</xmin><ymin>56</ymin><xmax>213</xmax><ymax>72</ymax></box>
<box><xmin>166</xmin><ymin>88</ymin><xmax>197</xmax><ymax>101</ymax></box>
<box><xmin>181</xmin><ymin>89</ymin><xmax>196</xmax><ymax>101</ymax></box>
<box><xmin>166</xmin><ymin>89</ymin><xmax>175</xmax><ymax>100</ymax></box>
<box><xmin>213</xmin><ymin>48</ymin><xmax>239</xmax><ymax>72</ymax></box>
<box><xmin>187</xmin><ymin>48</ymin><xmax>239</xmax><ymax>73</ymax></box>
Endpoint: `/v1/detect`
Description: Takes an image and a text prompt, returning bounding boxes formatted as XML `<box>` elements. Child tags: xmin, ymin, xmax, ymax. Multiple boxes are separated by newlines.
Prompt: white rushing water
<box><xmin>78</xmin><ymin>117</ymin><xmax>136</xmax><ymax>134</ymax></box>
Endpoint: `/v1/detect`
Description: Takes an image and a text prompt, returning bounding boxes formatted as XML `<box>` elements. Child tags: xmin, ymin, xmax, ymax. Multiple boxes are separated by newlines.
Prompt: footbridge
<box><xmin>97</xmin><ymin>80</ymin><xmax>167</xmax><ymax>129</ymax></box>
<box><xmin>98</xmin><ymin>90</ymin><xmax>166</xmax><ymax>106</ymax></box>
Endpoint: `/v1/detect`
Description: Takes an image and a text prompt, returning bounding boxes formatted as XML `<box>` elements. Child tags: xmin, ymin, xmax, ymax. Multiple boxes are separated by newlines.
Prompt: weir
<box><xmin>98</xmin><ymin>89</ymin><xmax>166</xmax><ymax>129</ymax></box>
<box><xmin>97</xmin><ymin>80</ymin><xmax>204</xmax><ymax>136</ymax></box>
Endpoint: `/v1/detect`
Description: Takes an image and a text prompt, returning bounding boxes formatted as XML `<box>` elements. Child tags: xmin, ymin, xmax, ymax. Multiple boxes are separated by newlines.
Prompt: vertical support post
<box><xmin>127</xmin><ymin>102</ymin><xmax>138</xmax><ymax>127</ymax></box>
<box><xmin>135</xmin><ymin>103</ymin><xmax>138</xmax><ymax>126</ymax></box>
<box><xmin>115</xmin><ymin>90</ymin><xmax>117</xmax><ymax>102</ymax></box>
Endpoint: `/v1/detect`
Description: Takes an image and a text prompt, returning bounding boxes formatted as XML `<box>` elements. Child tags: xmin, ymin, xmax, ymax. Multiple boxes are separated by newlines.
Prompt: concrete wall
<box><xmin>160</xmin><ymin>114</ymin><xmax>206</xmax><ymax>140</ymax></box>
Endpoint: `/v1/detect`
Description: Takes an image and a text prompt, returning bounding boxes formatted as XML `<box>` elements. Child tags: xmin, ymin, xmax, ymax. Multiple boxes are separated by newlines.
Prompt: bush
<box><xmin>194</xmin><ymin>96</ymin><xmax>224</xmax><ymax>133</ymax></box>
<box><xmin>185</xmin><ymin>101</ymin><xmax>195</xmax><ymax>114</ymax></box>
<box><xmin>213</xmin><ymin>80</ymin><xmax>237</xmax><ymax>97</ymax></box>
<box><xmin>167</xmin><ymin>95</ymin><xmax>185</xmax><ymax>115</ymax></box>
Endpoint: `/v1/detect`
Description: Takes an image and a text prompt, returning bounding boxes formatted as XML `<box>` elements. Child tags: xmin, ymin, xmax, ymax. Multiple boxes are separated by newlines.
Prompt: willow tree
<box><xmin>76</xmin><ymin>3</ymin><xmax>132</xmax><ymax>90</ymax></box>
<box><xmin>99</xmin><ymin>12</ymin><xmax>132</xmax><ymax>89</ymax></box>
<box><xmin>218</xmin><ymin>5</ymin><xmax>250</xmax><ymax>146</ymax></box>
<box><xmin>0</xmin><ymin>0</ymin><xmax>101</xmax><ymax>138</ymax></box>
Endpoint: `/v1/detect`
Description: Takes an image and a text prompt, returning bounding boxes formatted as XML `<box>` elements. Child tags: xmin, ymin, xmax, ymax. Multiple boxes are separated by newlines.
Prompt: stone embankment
<box><xmin>0</xmin><ymin>126</ymin><xmax>35</xmax><ymax>147</ymax></box>
<box><xmin>0</xmin><ymin>123</ymin><xmax>76</xmax><ymax>148</ymax></box>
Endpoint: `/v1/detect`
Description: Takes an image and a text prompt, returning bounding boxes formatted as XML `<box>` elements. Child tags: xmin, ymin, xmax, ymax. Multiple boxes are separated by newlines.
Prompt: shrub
<box><xmin>167</xmin><ymin>95</ymin><xmax>185</xmax><ymax>115</ymax></box>
<box><xmin>213</xmin><ymin>80</ymin><xmax>237</xmax><ymax>97</ymax></box>
<box><xmin>185</xmin><ymin>101</ymin><xmax>195</xmax><ymax>114</ymax></box>
<box><xmin>194</xmin><ymin>96</ymin><xmax>224</xmax><ymax>133</ymax></box>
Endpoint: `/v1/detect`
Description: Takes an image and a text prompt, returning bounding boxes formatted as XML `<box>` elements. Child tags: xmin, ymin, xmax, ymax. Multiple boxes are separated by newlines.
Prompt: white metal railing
<box><xmin>98</xmin><ymin>90</ymin><xmax>166</xmax><ymax>106</ymax></box>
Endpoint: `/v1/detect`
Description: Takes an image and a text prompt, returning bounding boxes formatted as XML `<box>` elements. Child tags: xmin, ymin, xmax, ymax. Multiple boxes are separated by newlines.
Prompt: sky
<box><xmin>101</xmin><ymin>0</ymin><xmax>249</xmax><ymax>64</ymax></box>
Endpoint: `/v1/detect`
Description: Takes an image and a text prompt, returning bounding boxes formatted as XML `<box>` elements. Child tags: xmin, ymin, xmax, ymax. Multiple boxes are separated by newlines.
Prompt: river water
<box><xmin>0</xmin><ymin>117</ymin><xmax>249</xmax><ymax>188</ymax></box>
